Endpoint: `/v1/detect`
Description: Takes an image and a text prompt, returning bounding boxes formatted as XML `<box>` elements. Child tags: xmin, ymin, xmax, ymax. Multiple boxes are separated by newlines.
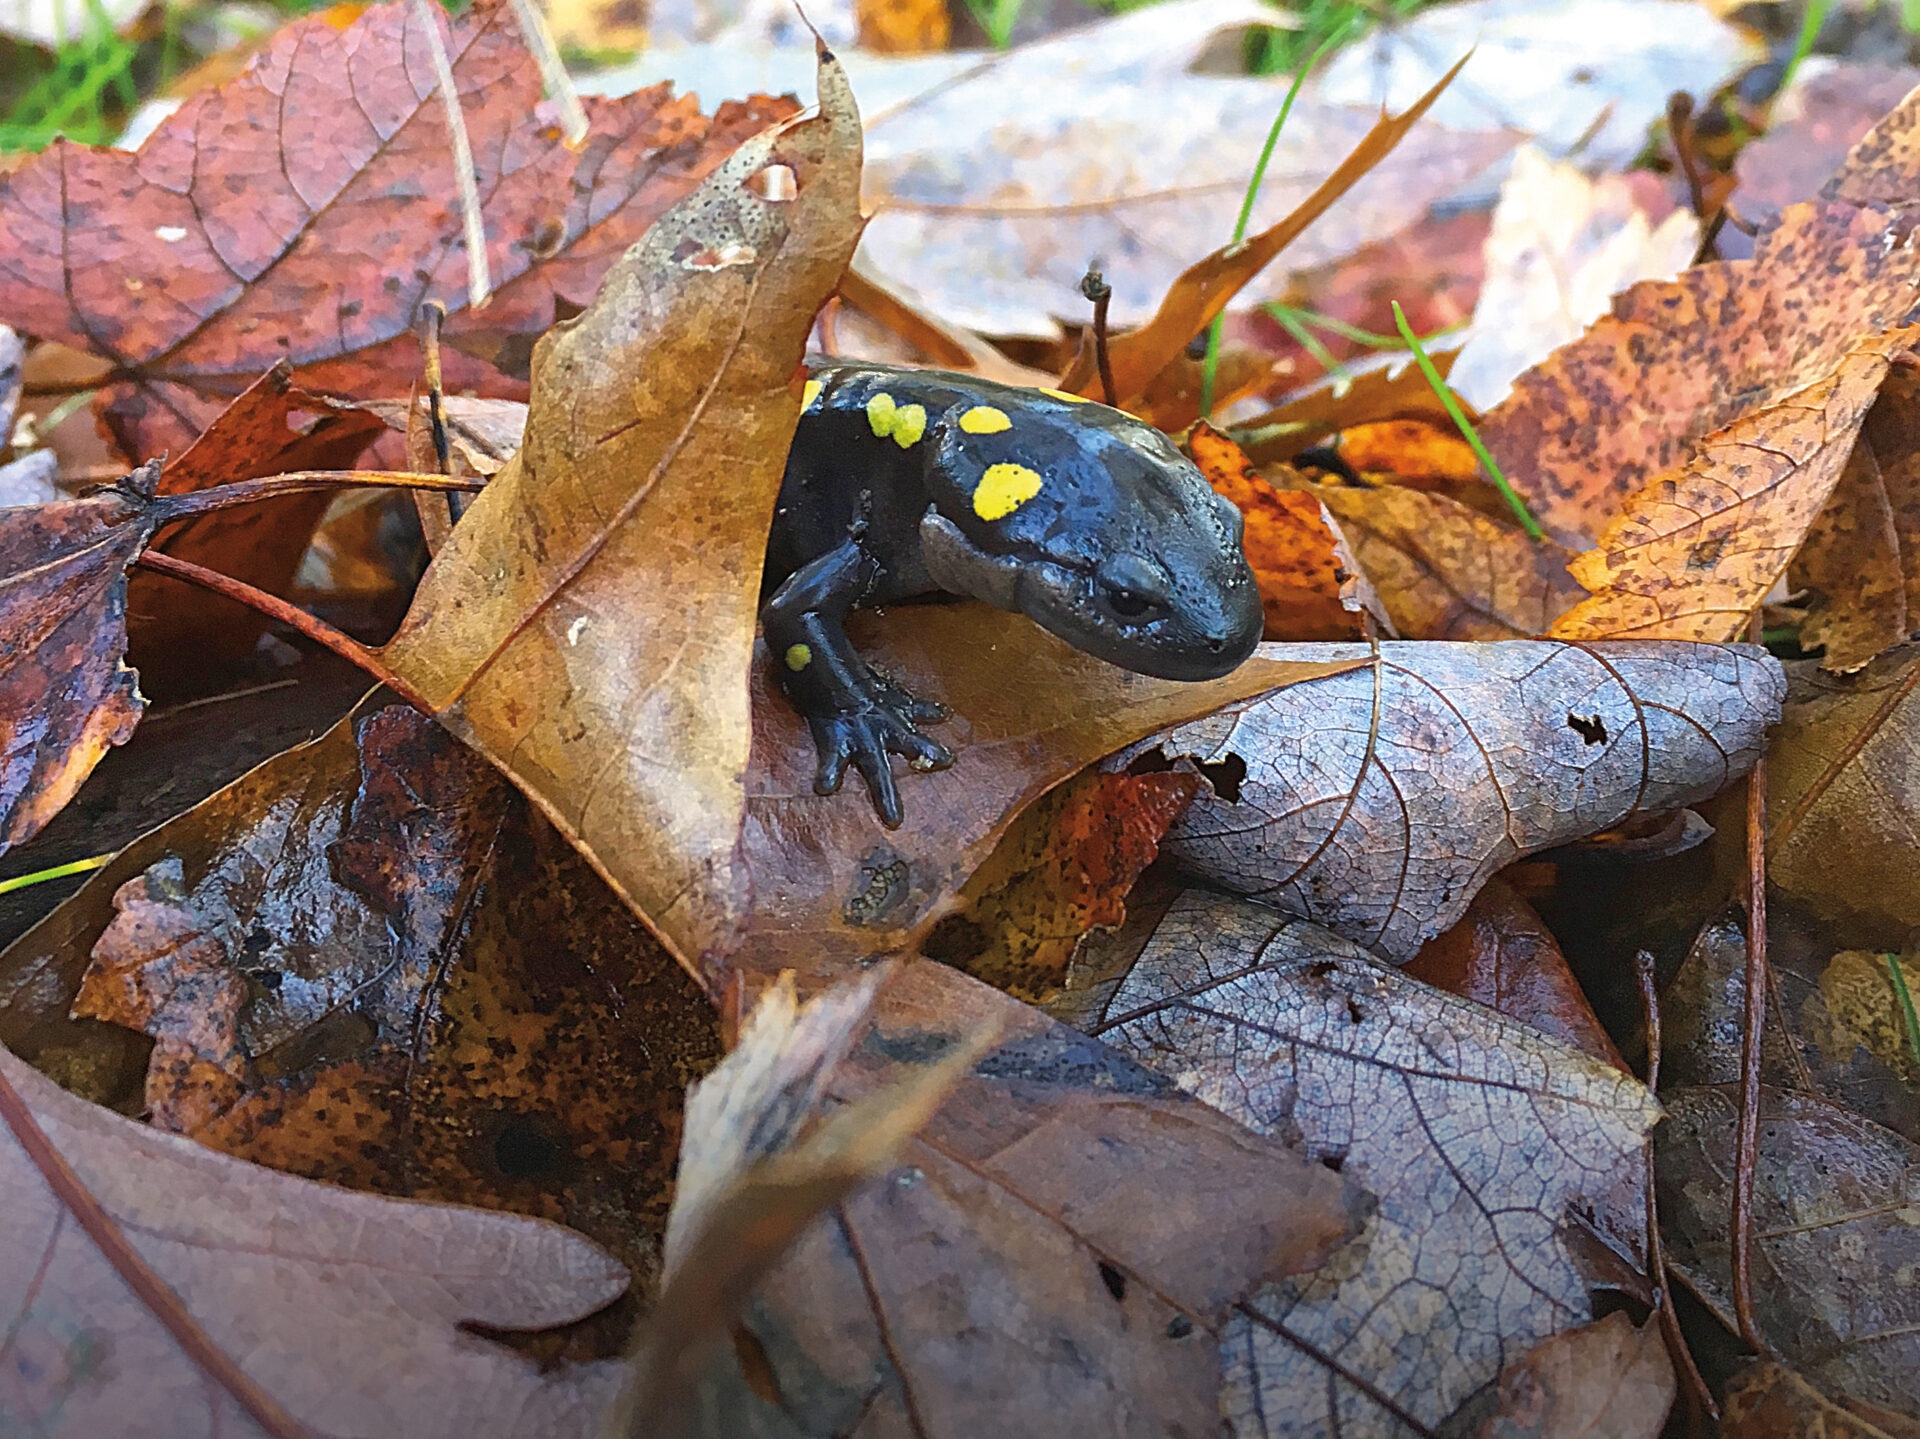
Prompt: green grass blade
<box><xmin>1888</xmin><ymin>954</ymin><xmax>1920</xmax><ymax>1072</ymax></box>
<box><xmin>1391</xmin><ymin>300</ymin><xmax>1544</xmax><ymax>540</ymax></box>
<box><xmin>1779</xmin><ymin>0</ymin><xmax>1831</xmax><ymax>100</ymax></box>
<box><xmin>0</xmin><ymin>854</ymin><xmax>113</xmax><ymax>896</ymax></box>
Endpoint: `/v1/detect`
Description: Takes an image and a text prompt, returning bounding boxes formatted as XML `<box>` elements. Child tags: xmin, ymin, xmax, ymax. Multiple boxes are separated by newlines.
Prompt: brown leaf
<box><xmin>6</xmin><ymin>704</ymin><xmax>720</xmax><ymax>1281</ymax></box>
<box><xmin>1473</xmin><ymin>1312</ymin><xmax>1674</xmax><ymax>1439</ymax></box>
<box><xmin>1057</xmin><ymin>54</ymin><xmax>1481</xmax><ymax>408</ymax></box>
<box><xmin>1142</xmin><ymin>639</ymin><xmax>1782</xmax><ymax>960</ymax></box>
<box><xmin>1186</xmin><ymin>421</ymin><xmax>1373</xmax><ymax>641</ymax></box>
<box><xmin>1823</xmin><ymin>75</ymin><xmax>1920</xmax><ymax>209</ymax></box>
<box><xmin>1792</xmin><ymin>362</ymin><xmax>1920</xmax><ymax>671</ymax></box>
<box><xmin>0</xmin><ymin>476</ymin><xmax>159</xmax><ymax>858</ymax></box>
<box><xmin>732</xmin><ymin>605</ymin><xmax>1354</xmax><ymax>981</ymax></box>
<box><xmin>693</xmin><ymin>957</ymin><xmax>1371</xmax><ymax>1436</ymax></box>
<box><xmin>1232</xmin><ymin>349</ymin><xmax>1461</xmax><ymax>466</ymax></box>
<box><xmin>1312</xmin><ymin>482</ymin><xmax>1586</xmax><ymax>639</ymax></box>
<box><xmin>0</xmin><ymin>0</ymin><xmax>794</xmax><ymax>458</ymax></box>
<box><xmin>1063</xmin><ymin>888</ymin><xmax>1660</xmax><ymax>1437</ymax></box>
<box><xmin>1552</xmin><ymin>328</ymin><xmax>1920</xmax><ymax>642</ymax></box>
<box><xmin>1338</xmin><ymin>418</ymin><xmax>1481</xmax><ymax>483</ymax></box>
<box><xmin>1725</xmin><ymin>1362</ymin><xmax>1919</xmax><ymax>1439</ymax></box>
<box><xmin>1481</xmin><ymin>201</ymin><xmax>1920</xmax><ymax>547</ymax></box>
<box><xmin>1406</xmin><ymin>877</ymin><xmax>1624</xmax><ymax>1068</ymax></box>
<box><xmin>1657</xmin><ymin>1086</ymin><xmax>1920</xmax><ymax>1415</ymax></box>
<box><xmin>0</xmin><ymin>1040</ymin><xmax>629</xmax><ymax>1438</ymax></box>
<box><xmin>919</xmin><ymin>765</ymin><xmax>1201</xmax><ymax>1002</ymax></box>
<box><xmin>382</xmin><ymin>47</ymin><xmax>864</xmax><ymax>975</ymax></box>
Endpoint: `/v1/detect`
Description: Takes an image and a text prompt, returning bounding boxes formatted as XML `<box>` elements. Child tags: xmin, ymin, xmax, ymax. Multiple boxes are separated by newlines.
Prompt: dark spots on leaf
<box><xmin>529</xmin><ymin>217</ymin><xmax>564</xmax><ymax>259</ymax></box>
<box><xmin>1166</xmin><ymin>1315</ymin><xmax>1193</xmax><ymax>1339</ymax></box>
<box><xmin>843</xmin><ymin>847</ymin><xmax>911</xmax><ymax>927</ymax></box>
<box><xmin>384</xmin><ymin>276</ymin><xmax>403</xmax><ymax>295</ymax></box>
<box><xmin>1098</xmin><ymin>1261</ymin><xmax>1126</xmax><ymax>1302</ymax></box>
<box><xmin>1197</xmin><ymin>752</ymin><xmax>1246</xmax><ymax>803</ymax></box>
<box><xmin>1567</xmin><ymin>712</ymin><xmax>1608</xmax><ymax>745</ymax></box>
<box><xmin>973</xmin><ymin>1029</ymin><xmax>1174</xmax><ymax>1096</ymax></box>
<box><xmin>242</xmin><ymin>924</ymin><xmax>273</xmax><ymax>959</ymax></box>
<box><xmin>338</xmin><ymin>298</ymin><xmax>362</xmax><ymax>319</ymax></box>
<box><xmin>487</xmin><ymin>1111</ymin><xmax>574</xmax><ymax>1180</ymax></box>
<box><xmin>921</xmin><ymin>914</ymin><xmax>989</xmax><ymax>967</ymax></box>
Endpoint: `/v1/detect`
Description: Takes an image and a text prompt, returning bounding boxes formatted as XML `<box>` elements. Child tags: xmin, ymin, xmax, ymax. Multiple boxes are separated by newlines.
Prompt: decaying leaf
<box><xmin>0</xmin><ymin>1042</ymin><xmax>628</xmax><ymax>1438</ymax></box>
<box><xmin>2</xmin><ymin>705</ymin><xmax>721</xmax><ymax>1278</ymax></box>
<box><xmin>0</xmin><ymin>472</ymin><xmax>161</xmax><ymax>860</ymax></box>
<box><xmin>919</xmin><ymin>765</ymin><xmax>1202</xmax><ymax>1002</ymax></box>
<box><xmin>1767</xmin><ymin>644</ymin><xmax>1920</xmax><ymax>943</ymax></box>
<box><xmin>1474</xmin><ymin>1312</ymin><xmax>1675</xmax><ymax>1439</ymax></box>
<box><xmin>1061</xmin><ymin>889</ymin><xmax>1659</xmax><ymax>1439</ymax></box>
<box><xmin>382</xmin><ymin>45</ymin><xmax>864</xmax><ymax>974</ymax></box>
<box><xmin>854</xmin><ymin>0</ymin><xmax>1516</xmax><ymax>339</ymax></box>
<box><xmin>732</xmin><ymin>605</ymin><xmax>1354</xmax><ymax>980</ymax></box>
<box><xmin>1724</xmin><ymin>1362</ymin><xmax>1920</xmax><ymax>1439</ymax></box>
<box><xmin>1136</xmin><ymin>639</ymin><xmax>1783</xmax><ymax>960</ymax></box>
<box><xmin>1657</xmin><ymin>1086</ymin><xmax>1920</xmax><ymax>1415</ymax></box>
<box><xmin>0</xmin><ymin>0</ymin><xmax>794</xmax><ymax>457</ymax></box>
<box><xmin>1311</xmin><ymin>482</ymin><xmax>1584</xmax><ymax>640</ymax></box>
<box><xmin>1552</xmin><ymin>327</ymin><xmax>1920</xmax><ymax>642</ymax></box>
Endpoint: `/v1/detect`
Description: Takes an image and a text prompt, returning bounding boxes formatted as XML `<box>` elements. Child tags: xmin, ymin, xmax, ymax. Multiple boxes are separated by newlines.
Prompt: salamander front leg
<box><xmin>762</xmin><ymin>538</ymin><xmax>953</xmax><ymax>827</ymax></box>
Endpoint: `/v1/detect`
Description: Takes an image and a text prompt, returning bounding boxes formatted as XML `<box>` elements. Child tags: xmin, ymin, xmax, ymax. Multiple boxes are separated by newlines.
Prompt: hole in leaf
<box><xmin>1318</xmin><ymin>1149</ymin><xmax>1348</xmax><ymax>1174</ymax></box>
<box><xmin>1346</xmin><ymin>996</ymin><xmax>1366</xmax><ymax>1024</ymax></box>
<box><xmin>732</xmin><ymin>1323</ymin><xmax>783</xmax><ymax>1406</ymax></box>
<box><xmin>1567</xmin><ymin>712</ymin><xmax>1608</xmax><ymax>745</ymax></box>
<box><xmin>746</xmin><ymin>163</ymin><xmax>798</xmax><ymax>201</ymax></box>
<box><xmin>1098</xmin><ymin>1261</ymin><xmax>1127</xmax><ymax>1302</ymax></box>
<box><xmin>1197</xmin><ymin>753</ymin><xmax>1246</xmax><ymax>802</ymax></box>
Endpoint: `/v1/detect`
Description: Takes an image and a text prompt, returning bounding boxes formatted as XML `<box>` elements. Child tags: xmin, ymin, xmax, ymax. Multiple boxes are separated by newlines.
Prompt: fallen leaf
<box><xmin>1482</xmin><ymin>201</ymin><xmax>1920</xmax><ymax>547</ymax></box>
<box><xmin>692</xmin><ymin>956</ymin><xmax>1372</xmax><ymax>1436</ymax></box>
<box><xmin>1406</xmin><ymin>877</ymin><xmax>1624</xmax><ymax>1067</ymax></box>
<box><xmin>731</xmin><ymin>605</ymin><xmax>1354</xmax><ymax>981</ymax></box>
<box><xmin>1791</xmin><ymin>362</ymin><xmax>1920</xmax><ymax>671</ymax></box>
<box><xmin>1724</xmin><ymin>1362</ymin><xmax>1919</xmax><ymax>1439</ymax></box>
<box><xmin>1336</xmin><ymin>419</ymin><xmax>1481</xmax><ymax>483</ymax></box>
<box><xmin>1055</xmin><ymin>52</ymin><xmax>1482</xmax><ymax>407</ymax></box>
<box><xmin>1448</xmin><ymin>145</ymin><xmax>1699</xmax><ymax>413</ymax></box>
<box><xmin>1311</xmin><ymin>482</ymin><xmax>1585</xmax><ymax>639</ymax></box>
<box><xmin>0</xmin><ymin>0</ymin><xmax>795</xmax><ymax>458</ymax></box>
<box><xmin>382</xmin><ymin>45</ymin><xmax>864</xmax><ymax>975</ymax></box>
<box><xmin>1734</xmin><ymin>67</ymin><xmax>1920</xmax><ymax>229</ymax></box>
<box><xmin>918</xmin><ymin>765</ymin><xmax>1201</xmax><ymax>1002</ymax></box>
<box><xmin>1551</xmin><ymin>327</ymin><xmax>1920</xmax><ymax>642</ymax></box>
<box><xmin>1186</xmin><ymin>421</ymin><xmax>1373</xmax><ymax>641</ymax></box>
<box><xmin>1062</xmin><ymin>888</ymin><xmax>1660</xmax><ymax>1439</ymax></box>
<box><xmin>854</xmin><ymin>0</ymin><xmax>950</xmax><ymax>53</ymax></box>
<box><xmin>1232</xmin><ymin>349</ymin><xmax>1461</xmax><ymax>466</ymax></box>
<box><xmin>0</xmin><ymin>1040</ymin><xmax>628</xmax><ymax>1438</ymax></box>
<box><xmin>4</xmin><ymin>704</ymin><xmax>721</xmax><ymax>1279</ymax></box>
<box><xmin>1767</xmin><ymin>644</ymin><xmax>1920</xmax><ymax>943</ymax></box>
<box><xmin>0</xmin><ymin>470</ymin><xmax>160</xmax><ymax>859</ymax></box>
<box><xmin>854</xmin><ymin>0</ymin><xmax>1515</xmax><ymax>339</ymax></box>
<box><xmin>1139</xmin><ymin>639</ymin><xmax>1782</xmax><ymax>960</ymax></box>
<box><xmin>1657</xmin><ymin>1085</ymin><xmax>1920</xmax><ymax>1415</ymax></box>
<box><xmin>1474</xmin><ymin>1311</ymin><xmax>1675</xmax><ymax>1439</ymax></box>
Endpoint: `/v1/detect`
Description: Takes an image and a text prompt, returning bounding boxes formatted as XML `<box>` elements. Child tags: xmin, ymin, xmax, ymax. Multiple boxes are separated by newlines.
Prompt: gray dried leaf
<box><xmin>1141</xmin><ymin>640</ymin><xmax>1783</xmax><ymax>960</ymax></box>
<box><xmin>1656</xmin><ymin>1086</ymin><xmax>1920</xmax><ymax>1416</ymax></box>
<box><xmin>1067</xmin><ymin>888</ymin><xmax>1660</xmax><ymax>1439</ymax></box>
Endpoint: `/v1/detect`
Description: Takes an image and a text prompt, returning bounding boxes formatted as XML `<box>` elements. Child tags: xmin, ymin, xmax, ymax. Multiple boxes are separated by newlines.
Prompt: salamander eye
<box><xmin>1097</xmin><ymin>555</ymin><xmax>1172</xmax><ymax>622</ymax></box>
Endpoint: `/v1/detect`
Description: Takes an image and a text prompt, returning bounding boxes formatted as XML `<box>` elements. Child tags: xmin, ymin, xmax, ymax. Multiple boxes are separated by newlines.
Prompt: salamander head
<box><xmin>920</xmin><ymin>390</ymin><xmax>1263</xmax><ymax>681</ymax></box>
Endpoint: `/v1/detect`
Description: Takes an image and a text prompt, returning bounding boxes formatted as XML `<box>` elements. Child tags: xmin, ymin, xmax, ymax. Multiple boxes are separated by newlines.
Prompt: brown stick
<box><xmin>134</xmin><ymin>551</ymin><xmax>432</xmax><ymax>713</ymax></box>
<box><xmin>1080</xmin><ymin>266</ymin><xmax>1117</xmax><ymax>407</ymax></box>
<box><xmin>1732</xmin><ymin>616</ymin><xmax>1771</xmax><ymax>1352</ymax></box>
<box><xmin>151</xmin><ymin>469</ymin><xmax>483</xmax><ymax>526</ymax></box>
<box><xmin>412</xmin><ymin>302</ymin><xmax>457</xmax><ymax>555</ymax></box>
<box><xmin>1635</xmin><ymin>949</ymin><xmax>1719</xmax><ymax>1425</ymax></box>
<box><xmin>0</xmin><ymin>1061</ymin><xmax>319</xmax><ymax>1439</ymax></box>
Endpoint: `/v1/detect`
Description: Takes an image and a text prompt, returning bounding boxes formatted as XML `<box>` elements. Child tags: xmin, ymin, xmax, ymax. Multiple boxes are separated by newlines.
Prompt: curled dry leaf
<box><xmin>1767</xmin><ymin>644</ymin><xmax>1920</xmax><ymax>942</ymax></box>
<box><xmin>1473</xmin><ymin>1311</ymin><xmax>1675</xmax><ymax>1439</ymax></box>
<box><xmin>0</xmin><ymin>0</ymin><xmax>794</xmax><ymax>458</ymax></box>
<box><xmin>1059</xmin><ymin>889</ymin><xmax>1660</xmax><ymax>1439</ymax></box>
<box><xmin>691</xmin><ymin>958</ymin><xmax>1370</xmax><ymax>1437</ymax></box>
<box><xmin>0</xmin><ymin>1042</ymin><xmax>628</xmax><ymax>1439</ymax></box>
<box><xmin>732</xmin><ymin>604</ymin><xmax>1354</xmax><ymax>981</ymax></box>
<box><xmin>1656</xmin><ymin>1086</ymin><xmax>1920</xmax><ymax>1415</ymax></box>
<box><xmin>0</xmin><ymin>470</ymin><xmax>160</xmax><ymax>860</ymax></box>
<box><xmin>2</xmin><ymin>704</ymin><xmax>720</xmax><ymax>1277</ymax></box>
<box><xmin>1481</xmin><ymin>202</ymin><xmax>1920</xmax><ymax>548</ymax></box>
<box><xmin>1137</xmin><ymin>639</ymin><xmax>1783</xmax><ymax>960</ymax></box>
<box><xmin>382</xmin><ymin>46</ymin><xmax>864</xmax><ymax>975</ymax></box>
<box><xmin>1551</xmin><ymin>327</ymin><xmax>1920</xmax><ymax>643</ymax></box>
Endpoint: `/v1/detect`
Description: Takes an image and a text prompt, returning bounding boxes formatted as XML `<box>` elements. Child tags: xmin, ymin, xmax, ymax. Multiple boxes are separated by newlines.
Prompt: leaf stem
<box><xmin>1200</xmin><ymin>19</ymin><xmax>1354</xmax><ymax>418</ymax></box>
<box><xmin>150</xmin><ymin>470</ymin><xmax>484</xmax><ymax>525</ymax></box>
<box><xmin>1390</xmin><ymin>301</ymin><xmax>1544</xmax><ymax>540</ymax></box>
<box><xmin>134</xmin><ymin>552</ymin><xmax>431</xmax><ymax>713</ymax></box>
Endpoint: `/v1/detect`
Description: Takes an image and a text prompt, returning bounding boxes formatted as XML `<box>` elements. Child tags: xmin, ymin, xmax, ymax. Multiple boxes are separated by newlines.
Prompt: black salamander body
<box><xmin>765</xmin><ymin>359</ymin><xmax>1263</xmax><ymax>827</ymax></box>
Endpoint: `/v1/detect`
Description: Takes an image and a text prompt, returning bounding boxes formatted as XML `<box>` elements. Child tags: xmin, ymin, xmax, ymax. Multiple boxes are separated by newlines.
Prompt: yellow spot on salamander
<box><xmin>1039</xmin><ymin>387</ymin><xmax>1089</xmax><ymax>404</ymax></box>
<box><xmin>974</xmin><ymin>462</ymin><xmax>1044</xmax><ymax>521</ymax></box>
<box><xmin>802</xmin><ymin>379</ymin><xmax>823</xmax><ymax>411</ymax></box>
<box><xmin>865</xmin><ymin>391</ymin><xmax>927</xmax><ymax>448</ymax></box>
<box><xmin>785</xmin><ymin>643</ymin><xmax>813</xmax><ymax>672</ymax></box>
<box><xmin>959</xmin><ymin>404</ymin><xmax>1012</xmax><ymax>434</ymax></box>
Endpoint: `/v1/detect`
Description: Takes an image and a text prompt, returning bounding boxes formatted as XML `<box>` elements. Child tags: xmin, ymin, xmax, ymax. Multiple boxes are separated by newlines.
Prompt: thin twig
<box><xmin>414</xmin><ymin>303</ymin><xmax>457</xmax><ymax>554</ymax></box>
<box><xmin>149</xmin><ymin>470</ymin><xmax>483</xmax><ymax>526</ymax></box>
<box><xmin>503</xmin><ymin>0</ymin><xmax>588</xmax><ymax>146</ymax></box>
<box><xmin>1080</xmin><ymin>266</ymin><xmax>1116</xmax><ymax>407</ymax></box>
<box><xmin>1635</xmin><ymin>949</ymin><xmax>1720</xmax><ymax>1426</ymax></box>
<box><xmin>1667</xmin><ymin>93</ymin><xmax>1708</xmax><ymax>219</ymax></box>
<box><xmin>414</xmin><ymin>0</ymin><xmax>492</xmax><ymax>310</ymax></box>
<box><xmin>0</xmin><ymin>1062</ymin><xmax>319</xmax><ymax>1439</ymax></box>
<box><xmin>134</xmin><ymin>552</ymin><xmax>432</xmax><ymax>713</ymax></box>
<box><xmin>1732</xmin><ymin>616</ymin><xmax>1771</xmax><ymax>1352</ymax></box>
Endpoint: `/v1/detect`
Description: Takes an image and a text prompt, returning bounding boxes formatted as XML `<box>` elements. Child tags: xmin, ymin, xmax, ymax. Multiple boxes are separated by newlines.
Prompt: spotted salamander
<box><xmin>766</xmin><ymin>359</ymin><xmax>1263</xmax><ymax>827</ymax></box>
